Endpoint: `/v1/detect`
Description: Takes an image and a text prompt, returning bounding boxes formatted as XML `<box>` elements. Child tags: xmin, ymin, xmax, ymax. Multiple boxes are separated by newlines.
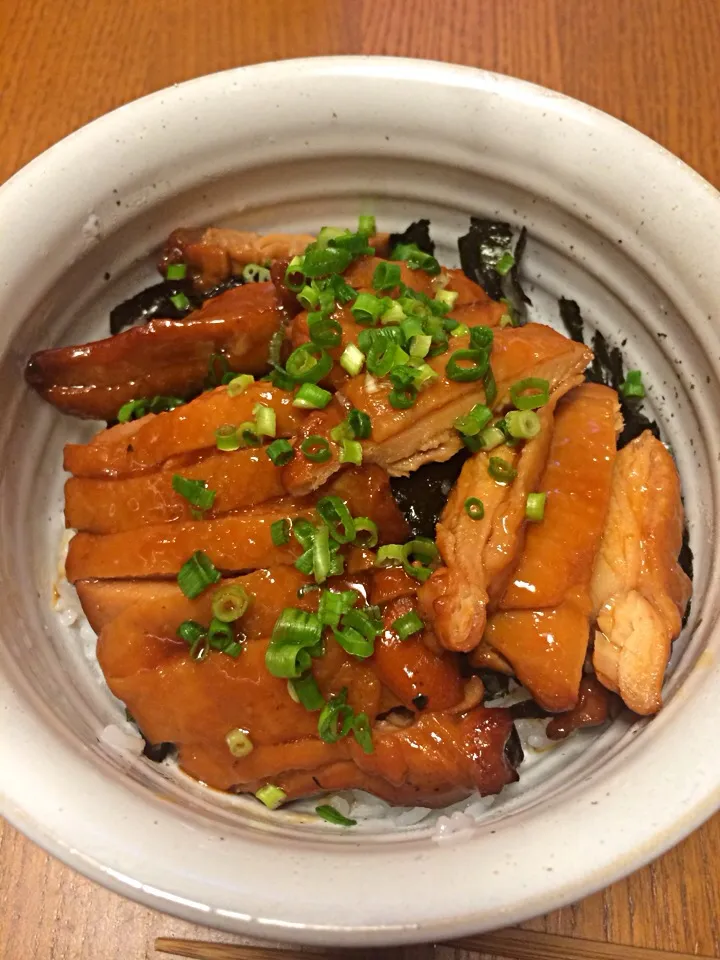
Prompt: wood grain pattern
<box><xmin>1</xmin><ymin>1</ymin><xmax>719</xmax><ymax>958</ymax></box>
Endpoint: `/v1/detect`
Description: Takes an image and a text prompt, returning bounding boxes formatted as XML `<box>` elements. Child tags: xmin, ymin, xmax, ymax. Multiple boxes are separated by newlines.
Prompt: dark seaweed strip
<box><xmin>143</xmin><ymin>740</ymin><xmax>176</xmax><ymax>762</ymax></box>
<box><xmin>504</xmin><ymin>726</ymin><xmax>524</xmax><ymax>770</ymax></box>
<box><xmin>109</xmin><ymin>275</ymin><xmax>246</xmax><ymax>335</ymax></box>
<box><xmin>388</xmin><ymin>219</ymin><xmax>435</xmax><ymax>256</ymax></box>
<box><xmin>390</xmin><ymin>448</ymin><xmax>470</xmax><ymax>539</ymax></box>
<box><xmin>557</xmin><ymin>299</ymin><xmax>660</xmax><ymax>447</ymax></box>
<box><xmin>457</xmin><ymin>218</ymin><xmax>530</xmax><ymax>321</ymax></box>
<box><xmin>558</xmin><ymin>297</ymin><xmax>585</xmax><ymax>345</ymax></box>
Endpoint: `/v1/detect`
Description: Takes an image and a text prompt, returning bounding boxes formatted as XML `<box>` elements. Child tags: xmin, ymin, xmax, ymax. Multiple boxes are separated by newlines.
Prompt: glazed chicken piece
<box><xmin>419</xmin><ymin>376</ymin><xmax>583</xmax><ymax>653</ymax></box>
<box><xmin>65</xmin><ymin>447</ymin><xmax>286</xmax><ymax>534</ymax></box>
<box><xmin>545</xmin><ymin>675</ymin><xmax>613</xmax><ymax>740</ymax></box>
<box><xmin>264</xmin><ymin>708</ymin><xmax>519</xmax><ymax>807</ymax></box>
<box><xmin>476</xmin><ymin>383</ymin><xmax>620</xmax><ymax>712</ymax></box>
<box><xmin>96</xmin><ymin>573</ymin><xmax>518</xmax><ymax>804</ymax></box>
<box><xmin>65</xmin><ymin>465</ymin><xmax>409</xmax><ymax>582</ymax></box>
<box><xmin>284</xmin><ymin>323</ymin><xmax>593</xmax><ymax>495</ymax></box>
<box><xmin>589</xmin><ymin>431</ymin><xmax>691</xmax><ymax>715</ymax></box>
<box><xmin>25</xmin><ymin>284</ymin><xmax>284</xmax><ymax>421</ymax></box>
<box><xmin>160</xmin><ymin>228</ymin><xmax>391</xmax><ymax>291</ymax></box>
<box><xmin>63</xmin><ymin>382</ymin><xmax>305</xmax><ymax>479</ymax></box>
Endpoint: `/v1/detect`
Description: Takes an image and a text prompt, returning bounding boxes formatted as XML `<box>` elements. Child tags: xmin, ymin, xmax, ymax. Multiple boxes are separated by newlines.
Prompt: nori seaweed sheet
<box><xmin>388</xmin><ymin>218</ymin><xmax>435</xmax><ymax>256</ymax></box>
<box><xmin>457</xmin><ymin>218</ymin><xmax>531</xmax><ymax>321</ymax></box>
<box><xmin>109</xmin><ymin>275</ymin><xmax>246</xmax><ymax>335</ymax></box>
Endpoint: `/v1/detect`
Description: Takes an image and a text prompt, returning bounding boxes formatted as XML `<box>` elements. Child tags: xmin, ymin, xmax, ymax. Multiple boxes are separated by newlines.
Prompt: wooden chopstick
<box><xmin>155</xmin><ymin>929</ymin><xmax>712</xmax><ymax>960</ymax></box>
<box><xmin>452</xmin><ymin>928</ymin><xmax>711</xmax><ymax>959</ymax></box>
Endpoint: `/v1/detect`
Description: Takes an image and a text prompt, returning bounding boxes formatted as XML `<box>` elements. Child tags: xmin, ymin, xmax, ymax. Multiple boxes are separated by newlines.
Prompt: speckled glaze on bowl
<box><xmin>0</xmin><ymin>57</ymin><xmax>719</xmax><ymax>946</ymax></box>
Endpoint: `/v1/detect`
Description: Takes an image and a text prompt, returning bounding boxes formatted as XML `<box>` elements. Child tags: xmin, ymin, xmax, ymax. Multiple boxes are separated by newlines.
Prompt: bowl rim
<box><xmin>1</xmin><ymin>55</ymin><xmax>720</xmax><ymax>946</ymax></box>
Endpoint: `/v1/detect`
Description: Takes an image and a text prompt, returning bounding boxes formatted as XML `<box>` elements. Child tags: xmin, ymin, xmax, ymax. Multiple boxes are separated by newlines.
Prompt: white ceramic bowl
<box><xmin>1</xmin><ymin>57</ymin><xmax>719</xmax><ymax>947</ymax></box>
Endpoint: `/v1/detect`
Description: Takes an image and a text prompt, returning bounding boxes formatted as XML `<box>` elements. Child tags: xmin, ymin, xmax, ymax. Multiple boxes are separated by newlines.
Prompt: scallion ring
<box><xmin>526</xmin><ymin>491</ymin><xmax>547</xmax><ymax>522</ymax></box>
<box><xmin>285</xmin><ymin>344</ymin><xmax>333</xmax><ymax>383</ymax></box>
<box><xmin>211</xmin><ymin>583</ymin><xmax>251</xmax><ymax>623</ymax></box>
<box><xmin>488</xmin><ymin>456</ymin><xmax>518</xmax><ymax>484</ymax></box>
<box><xmin>509</xmin><ymin>377</ymin><xmax>550</xmax><ymax>411</ymax></box>
<box><xmin>316</xmin><ymin>495</ymin><xmax>356</xmax><ymax>543</ymax></box>
<box><xmin>504</xmin><ymin>409</ymin><xmax>542</xmax><ymax>439</ymax></box>
<box><xmin>177</xmin><ymin>550</ymin><xmax>221</xmax><ymax>599</ymax></box>
<box><xmin>266</xmin><ymin>438</ymin><xmax>295</xmax><ymax>466</ymax></box>
<box><xmin>300</xmin><ymin>435</ymin><xmax>331</xmax><ymax>462</ymax></box>
<box><xmin>464</xmin><ymin>497</ymin><xmax>484</xmax><ymax>520</ymax></box>
<box><xmin>392</xmin><ymin>610</ymin><xmax>424</xmax><ymax>639</ymax></box>
<box><xmin>445</xmin><ymin>348</ymin><xmax>489</xmax><ymax>382</ymax></box>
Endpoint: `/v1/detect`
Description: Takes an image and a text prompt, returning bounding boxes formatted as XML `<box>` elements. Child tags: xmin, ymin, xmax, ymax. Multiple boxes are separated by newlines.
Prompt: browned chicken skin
<box><xmin>26</xmin><ymin>283</ymin><xmax>284</xmax><ymax>420</ymax></box>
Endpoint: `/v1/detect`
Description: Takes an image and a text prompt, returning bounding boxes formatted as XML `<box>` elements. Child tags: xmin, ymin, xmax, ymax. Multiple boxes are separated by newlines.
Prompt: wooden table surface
<box><xmin>2</xmin><ymin>1</ymin><xmax>720</xmax><ymax>958</ymax></box>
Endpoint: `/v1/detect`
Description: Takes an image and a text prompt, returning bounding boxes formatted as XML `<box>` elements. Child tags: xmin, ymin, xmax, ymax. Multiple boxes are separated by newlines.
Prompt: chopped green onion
<box><xmin>376</xmin><ymin>543</ymin><xmax>406</xmax><ymax>567</ymax></box>
<box><xmin>353</xmin><ymin>517</ymin><xmax>379</xmax><ymax>548</ymax></box>
<box><xmin>177</xmin><ymin>550</ymin><xmax>221</xmax><ymax>599</ymax></box>
<box><xmin>285</xmin><ymin>255</ymin><xmax>306</xmax><ymax>291</ymax></box>
<box><xmin>330</xmin><ymin>420</ymin><xmax>353</xmax><ymax>444</ymax></box>
<box><xmin>400</xmin><ymin>316</ymin><xmax>424</xmax><ymax>339</ymax></box>
<box><xmin>297</xmin><ymin>284</ymin><xmax>320</xmax><ymax>310</ymax></box>
<box><xmin>226</xmin><ymin>729</ymin><xmax>253</xmax><ymax>758</ymax></box>
<box><xmin>372</xmin><ymin>261</ymin><xmax>402</xmax><ymax>291</ymax></box>
<box><xmin>504</xmin><ymin>409</ymin><xmax>542</xmax><ymax>439</ymax></box>
<box><xmin>177</xmin><ymin>619</ymin><xmax>208</xmax><ymax>660</ymax></box>
<box><xmin>381</xmin><ymin>301</ymin><xmax>406</xmax><ymax>325</ymax></box>
<box><xmin>470</xmin><ymin>326</ymin><xmax>494</xmax><ymax>350</ymax></box>
<box><xmin>347</xmin><ymin>408</ymin><xmax>372</xmax><ymax>439</ymax></box>
<box><xmin>303</xmin><ymin>245</ymin><xmax>353</xmax><ymax>278</ymax></box>
<box><xmin>526</xmin><ymin>491</ymin><xmax>547</xmax><ymax>522</ymax></box>
<box><xmin>464</xmin><ymin>497</ymin><xmax>485</xmax><ymax>520</ymax></box>
<box><xmin>390</xmin><ymin>242</ymin><xmax>441</xmax><ymax>276</ymax></box>
<box><xmin>291</xmin><ymin>517</ymin><xmax>317</xmax><ymax>551</ymax></box>
<box><xmin>226</xmin><ymin>374</ymin><xmax>255</xmax><ymax>397</ymax></box>
<box><xmin>409</xmin><ymin>334</ymin><xmax>432</xmax><ymax>358</ymax></box>
<box><xmin>340</xmin><ymin>343</ymin><xmax>365</xmax><ymax>376</ymax></box>
<box><xmin>170</xmin><ymin>292</ymin><xmax>191</xmax><ymax>311</ymax></box>
<box><xmin>271</xmin><ymin>518</ymin><xmax>291</xmax><ymax>546</ymax></box>
<box><xmin>285</xmin><ymin>344</ymin><xmax>333</xmax><ymax>383</ymax></box>
<box><xmin>253</xmin><ymin>403</ymin><xmax>277</xmax><ymax>438</ymax></box>
<box><xmin>255</xmin><ymin>784</ymin><xmax>287</xmax><ymax>809</ymax></box>
<box><xmin>172</xmin><ymin>475</ymin><xmax>216</xmax><ymax>512</ymax></box>
<box><xmin>242</xmin><ymin>262</ymin><xmax>271</xmax><ymax>283</ymax></box>
<box><xmin>358</xmin><ymin>214</ymin><xmax>376</xmax><ymax>236</ymax></box>
<box><xmin>215</xmin><ymin>424</ymin><xmax>241</xmax><ymax>452</ymax></box>
<box><xmin>270</xmin><ymin>365</ymin><xmax>295</xmax><ymax>391</ymax></box>
<box><xmin>445</xmin><ymin>348</ymin><xmax>490</xmax><ymax>382</ymax></box>
<box><xmin>488</xmin><ymin>456</ymin><xmax>518</xmax><ymax>484</ymax></box>
<box><xmin>454</xmin><ymin>403</ymin><xmax>493</xmax><ymax>436</ymax></box>
<box><xmin>316</xmin><ymin>226</ymin><xmax>346</xmax><ymax>249</ymax></box>
<box><xmin>500</xmin><ymin>314</ymin><xmax>513</xmax><ymax>328</ymax></box>
<box><xmin>620</xmin><ymin>369</ymin><xmax>645</xmax><ymax>398</ymax></box>
<box><xmin>308</xmin><ymin>312</ymin><xmax>342</xmax><ymax>348</ymax></box>
<box><xmin>392</xmin><ymin>610</ymin><xmax>424</xmax><ymax>639</ymax></box>
<box><xmin>495</xmin><ymin>251</ymin><xmax>515</xmax><ymax>276</ymax></box>
<box><xmin>289</xmin><ymin>672</ymin><xmax>325</xmax><ymax>711</ymax></box>
<box><xmin>389</xmin><ymin>385</ymin><xmax>417</xmax><ymax>409</ymax></box>
<box><xmin>435</xmin><ymin>289</ymin><xmax>458</xmax><ymax>309</ymax></box>
<box><xmin>300</xmin><ymin>435</ymin><xmax>332</xmax><ymax>462</ymax></box>
<box><xmin>366</xmin><ymin>337</ymin><xmax>403</xmax><ymax>376</ymax></box>
<box><xmin>266</xmin><ymin>438</ymin><xmax>295</xmax><ymax>466</ymax></box>
<box><xmin>333</xmin><ymin>623</ymin><xmax>375</xmax><ymax>658</ymax></box>
<box><xmin>166</xmin><ymin>263</ymin><xmax>187</xmax><ymax>280</ymax></box>
<box><xmin>351</xmin><ymin>292</ymin><xmax>384</xmax><ymax>326</ymax></box>
<box><xmin>339</xmin><ymin>439</ymin><xmax>362</xmax><ymax>464</ymax></box>
<box><xmin>212</xmin><ymin>583</ymin><xmax>251</xmax><ymax>623</ymax></box>
<box><xmin>351</xmin><ymin>712</ymin><xmax>374</xmax><ymax>753</ymax></box>
<box><xmin>316</xmin><ymin>495</ymin><xmax>356</xmax><ymax>543</ymax></box>
<box><xmin>510</xmin><ymin>377</ymin><xmax>550</xmax><ymax>410</ymax></box>
<box><xmin>265</xmin><ymin>608</ymin><xmax>323</xmax><ymax>678</ymax></box>
<box><xmin>312</xmin><ymin>523</ymin><xmax>332</xmax><ymax>583</ymax></box>
<box><xmin>318</xmin><ymin>688</ymin><xmax>355</xmax><ymax>743</ymax></box>
<box><xmin>315</xmin><ymin>804</ymin><xmax>356</xmax><ymax>827</ymax></box>
<box><xmin>325</xmin><ymin>273</ymin><xmax>357</xmax><ymax>303</ymax></box>
<box><xmin>117</xmin><ymin>396</ymin><xmax>184</xmax><ymax>422</ymax></box>
<box><xmin>479</xmin><ymin>425</ymin><xmax>506</xmax><ymax>451</ymax></box>
<box><xmin>450</xmin><ymin>323</ymin><xmax>469</xmax><ymax>338</ymax></box>
<box><xmin>208</xmin><ymin>617</ymin><xmax>234</xmax><ymax>650</ymax></box>
<box><xmin>318</xmin><ymin>589</ymin><xmax>357</xmax><ymax>627</ymax></box>
<box><xmin>293</xmin><ymin>383</ymin><xmax>332</xmax><ymax>409</ymax></box>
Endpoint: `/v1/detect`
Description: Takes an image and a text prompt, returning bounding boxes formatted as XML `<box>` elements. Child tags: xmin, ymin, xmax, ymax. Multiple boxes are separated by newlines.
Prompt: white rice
<box><xmin>53</xmin><ymin>568</ymin><xmax>567</xmax><ymax>836</ymax></box>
